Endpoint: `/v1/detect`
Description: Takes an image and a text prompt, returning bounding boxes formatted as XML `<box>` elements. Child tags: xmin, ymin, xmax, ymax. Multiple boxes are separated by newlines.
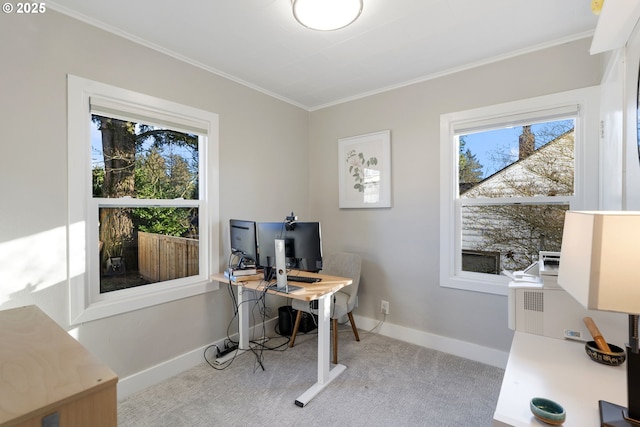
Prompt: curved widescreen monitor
<box><xmin>257</xmin><ymin>221</ymin><xmax>323</xmax><ymax>272</ymax></box>
<box><xmin>229</xmin><ymin>219</ymin><xmax>258</xmax><ymax>268</ymax></box>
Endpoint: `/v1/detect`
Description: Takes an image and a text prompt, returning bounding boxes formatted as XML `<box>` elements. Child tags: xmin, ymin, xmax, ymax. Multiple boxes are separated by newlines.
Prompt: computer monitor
<box><xmin>257</xmin><ymin>221</ymin><xmax>287</xmax><ymax>269</ymax></box>
<box><xmin>289</xmin><ymin>222</ymin><xmax>323</xmax><ymax>272</ymax></box>
<box><xmin>229</xmin><ymin>219</ymin><xmax>258</xmax><ymax>268</ymax></box>
<box><xmin>257</xmin><ymin>221</ymin><xmax>323</xmax><ymax>272</ymax></box>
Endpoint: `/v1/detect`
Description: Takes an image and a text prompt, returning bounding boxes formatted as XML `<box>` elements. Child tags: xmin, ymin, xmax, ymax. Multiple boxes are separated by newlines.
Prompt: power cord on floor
<box><xmin>206</xmin><ymin>275</ymin><xmax>297</xmax><ymax>371</ymax></box>
<box><xmin>365</xmin><ymin>313</ymin><xmax>386</xmax><ymax>334</ymax></box>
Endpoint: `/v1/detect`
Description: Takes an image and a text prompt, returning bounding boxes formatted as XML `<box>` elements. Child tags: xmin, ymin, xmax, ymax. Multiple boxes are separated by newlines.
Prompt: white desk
<box><xmin>213</xmin><ymin>271</ymin><xmax>351</xmax><ymax>407</ymax></box>
<box><xmin>494</xmin><ymin>331</ymin><xmax>627</xmax><ymax>426</ymax></box>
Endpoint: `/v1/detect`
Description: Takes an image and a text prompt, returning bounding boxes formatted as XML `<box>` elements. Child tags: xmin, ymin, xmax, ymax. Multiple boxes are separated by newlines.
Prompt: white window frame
<box><xmin>68</xmin><ymin>75</ymin><xmax>220</xmax><ymax>324</ymax></box>
<box><xmin>439</xmin><ymin>87</ymin><xmax>600</xmax><ymax>295</ymax></box>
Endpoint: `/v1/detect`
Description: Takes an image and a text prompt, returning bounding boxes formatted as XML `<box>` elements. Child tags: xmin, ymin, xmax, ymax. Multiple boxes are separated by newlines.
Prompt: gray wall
<box><xmin>0</xmin><ymin>9</ymin><xmax>602</xmax><ymax>386</ymax></box>
<box><xmin>0</xmin><ymin>11</ymin><xmax>308</xmax><ymax>379</ymax></box>
<box><xmin>308</xmin><ymin>38</ymin><xmax>602</xmax><ymax>352</ymax></box>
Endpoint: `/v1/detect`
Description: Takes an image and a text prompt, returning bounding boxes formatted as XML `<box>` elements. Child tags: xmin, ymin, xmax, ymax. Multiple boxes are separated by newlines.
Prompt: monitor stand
<box><xmin>275</xmin><ymin>239</ymin><xmax>301</xmax><ymax>293</ymax></box>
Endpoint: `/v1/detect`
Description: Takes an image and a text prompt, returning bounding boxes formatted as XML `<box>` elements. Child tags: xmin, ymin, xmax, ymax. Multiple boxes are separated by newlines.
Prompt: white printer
<box><xmin>507</xmin><ymin>251</ymin><xmax>626</xmax><ymax>344</ymax></box>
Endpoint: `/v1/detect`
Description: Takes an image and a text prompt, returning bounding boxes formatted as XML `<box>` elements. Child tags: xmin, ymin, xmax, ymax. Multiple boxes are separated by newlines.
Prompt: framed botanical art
<box><xmin>338</xmin><ymin>130</ymin><xmax>391</xmax><ymax>208</ymax></box>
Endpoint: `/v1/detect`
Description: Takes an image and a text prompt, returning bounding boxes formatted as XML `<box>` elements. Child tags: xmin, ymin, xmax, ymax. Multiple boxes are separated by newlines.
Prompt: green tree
<box><xmin>459</xmin><ymin>136</ymin><xmax>484</xmax><ymax>189</ymax></box>
<box><xmin>131</xmin><ymin>148</ymin><xmax>196</xmax><ymax>237</ymax></box>
<box><xmin>96</xmin><ymin>118</ymin><xmax>137</xmax><ymax>264</ymax></box>
<box><xmin>168</xmin><ymin>153</ymin><xmax>198</xmax><ymax>199</ymax></box>
<box><xmin>92</xmin><ymin>116</ymin><xmax>198</xmax><ymax>272</ymax></box>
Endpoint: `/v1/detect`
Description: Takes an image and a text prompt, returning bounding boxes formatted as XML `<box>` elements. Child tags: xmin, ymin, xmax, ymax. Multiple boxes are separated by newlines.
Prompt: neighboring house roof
<box><xmin>459</xmin><ymin>129</ymin><xmax>574</xmax><ymax>272</ymax></box>
<box><xmin>461</xmin><ymin>129</ymin><xmax>574</xmax><ymax>198</ymax></box>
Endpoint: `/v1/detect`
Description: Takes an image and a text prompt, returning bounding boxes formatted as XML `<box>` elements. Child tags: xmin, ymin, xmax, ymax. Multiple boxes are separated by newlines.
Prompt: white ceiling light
<box><xmin>292</xmin><ymin>0</ymin><xmax>363</xmax><ymax>31</ymax></box>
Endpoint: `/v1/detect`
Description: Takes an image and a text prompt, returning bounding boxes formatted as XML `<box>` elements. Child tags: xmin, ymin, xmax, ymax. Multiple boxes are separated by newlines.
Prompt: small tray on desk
<box><xmin>222</xmin><ymin>271</ymin><xmax>264</xmax><ymax>281</ymax></box>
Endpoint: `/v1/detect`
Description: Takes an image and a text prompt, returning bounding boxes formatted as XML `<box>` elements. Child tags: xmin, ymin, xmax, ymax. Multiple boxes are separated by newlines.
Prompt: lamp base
<box><xmin>600</xmin><ymin>401</ymin><xmax>640</xmax><ymax>426</ymax></box>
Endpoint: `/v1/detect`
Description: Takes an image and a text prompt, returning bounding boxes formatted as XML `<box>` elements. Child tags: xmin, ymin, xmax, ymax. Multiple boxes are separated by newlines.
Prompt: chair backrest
<box><xmin>321</xmin><ymin>252</ymin><xmax>361</xmax><ymax>304</ymax></box>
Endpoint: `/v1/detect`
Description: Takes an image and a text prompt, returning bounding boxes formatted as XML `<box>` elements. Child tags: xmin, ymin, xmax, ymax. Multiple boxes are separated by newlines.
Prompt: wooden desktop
<box><xmin>212</xmin><ymin>269</ymin><xmax>351</xmax><ymax>407</ymax></box>
<box><xmin>0</xmin><ymin>305</ymin><xmax>118</xmax><ymax>427</ymax></box>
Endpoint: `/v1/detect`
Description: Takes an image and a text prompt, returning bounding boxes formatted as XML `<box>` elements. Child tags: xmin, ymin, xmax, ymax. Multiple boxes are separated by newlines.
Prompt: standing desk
<box><xmin>212</xmin><ymin>270</ymin><xmax>352</xmax><ymax>407</ymax></box>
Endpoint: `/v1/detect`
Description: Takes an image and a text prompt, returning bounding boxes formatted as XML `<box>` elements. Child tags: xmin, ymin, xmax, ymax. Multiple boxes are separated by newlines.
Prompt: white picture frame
<box><xmin>338</xmin><ymin>130</ymin><xmax>391</xmax><ymax>208</ymax></box>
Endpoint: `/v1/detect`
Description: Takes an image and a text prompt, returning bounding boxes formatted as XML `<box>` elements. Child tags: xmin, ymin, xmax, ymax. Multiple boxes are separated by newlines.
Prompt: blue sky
<box><xmin>461</xmin><ymin>120</ymin><xmax>573</xmax><ymax>179</ymax></box>
<box><xmin>91</xmin><ymin>118</ymin><xmax>197</xmax><ymax>168</ymax></box>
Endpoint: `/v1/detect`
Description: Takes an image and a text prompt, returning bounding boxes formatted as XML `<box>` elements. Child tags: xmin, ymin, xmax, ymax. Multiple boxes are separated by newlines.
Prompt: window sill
<box><xmin>440</xmin><ymin>274</ymin><xmax>509</xmax><ymax>296</ymax></box>
<box><xmin>69</xmin><ymin>277</ymin><xmax>220</xmax><ymax>325</ymax></box>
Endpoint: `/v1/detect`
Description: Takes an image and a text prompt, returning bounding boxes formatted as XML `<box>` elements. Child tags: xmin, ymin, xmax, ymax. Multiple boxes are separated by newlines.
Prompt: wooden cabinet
<box><xmin>0</xmin><ymin>306</ymin><xmax>118</xmax><ymax>427</ymax></box>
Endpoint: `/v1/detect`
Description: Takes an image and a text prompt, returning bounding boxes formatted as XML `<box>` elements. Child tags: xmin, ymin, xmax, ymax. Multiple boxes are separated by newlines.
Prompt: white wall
<box><xmin>0</xmin><ymin>11</ymin><xmax>308</xmax><ymax>383</ymax></box>
<box><xmin>0</xmin><ymin>10</ymin><xmax>604</xmax><ymax>394</ymax></box>
<box><xmin>309</xmin><ymin>38</ymin><xmax>603</xmax><ymax>353</ymax></box>
<box><xmin>623</xmin><ymin>23</ymin><xmax>640</xmax><ymax>209</ymax></box>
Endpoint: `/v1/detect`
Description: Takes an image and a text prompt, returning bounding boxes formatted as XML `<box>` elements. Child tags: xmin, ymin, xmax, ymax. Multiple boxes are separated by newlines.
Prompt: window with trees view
<box><xmin>439</xmin><ymin>88</ymin><xmax>599</xmax><ymax>295</ymax></box>
<box><xmin>68</xmin><ymin>75</ymin><xmax>219</xmax><ymax>324</ymax></box>
<box><xmin>92</xmin><ymin>116</ymin><xmax>200</xmax><ymax>293</ymax></box>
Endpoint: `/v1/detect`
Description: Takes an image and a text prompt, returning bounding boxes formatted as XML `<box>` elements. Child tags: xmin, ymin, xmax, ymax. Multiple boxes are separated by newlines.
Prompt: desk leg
<box><xmin>294</xmin><ymin>293</ymin><xmax>346</xmax><ymax>407</ymax></box>
<box><xmin>237</xmin><ymin>286</ymin><xmax>250</xmax><ymax>350</ymax></box>
<box><xmin>216</xmin><ymin>286</ymin><xmax>251</xmax><ymax>364</ymax></box>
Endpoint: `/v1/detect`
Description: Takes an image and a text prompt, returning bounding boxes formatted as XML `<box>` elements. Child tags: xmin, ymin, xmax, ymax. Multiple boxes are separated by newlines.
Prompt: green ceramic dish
<box><xmin>530</xmin><ymin>397</ymin><xmax>566</xmax><ymax>425</ymax></box>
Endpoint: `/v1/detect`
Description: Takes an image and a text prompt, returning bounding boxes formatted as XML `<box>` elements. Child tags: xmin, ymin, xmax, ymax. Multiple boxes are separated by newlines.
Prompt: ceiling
<box><xmin>48</xmin><ymin>0</ymin><xmax>599</xmax><ymax>110</ymax></box>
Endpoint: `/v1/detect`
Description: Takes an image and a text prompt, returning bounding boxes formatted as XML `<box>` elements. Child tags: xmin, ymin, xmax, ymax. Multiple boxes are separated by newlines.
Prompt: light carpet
<box><xmin>118</xmin><ymin>328</ymin><xmax>504</xmax><ymax>426</ymax></box>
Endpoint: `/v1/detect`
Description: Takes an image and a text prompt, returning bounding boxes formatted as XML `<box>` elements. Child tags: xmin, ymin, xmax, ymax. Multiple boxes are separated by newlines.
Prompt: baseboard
<box><xmin>353</xmin><ymin>315</ymin><xmax>509</xmax><ymax>370</ymax></box>
<box><xmin>117</xmin><ymin>317</ymin><xmax>279</xmax><ymax>400</ymax></box>
<box><xmin>118</xmin><ymin>314</ymin><xmax>508</xmax><ymax>400</ymax></box>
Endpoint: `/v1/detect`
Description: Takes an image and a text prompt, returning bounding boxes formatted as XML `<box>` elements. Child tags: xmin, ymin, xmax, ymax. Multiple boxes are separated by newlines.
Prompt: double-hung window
<box><xmin>439</xmin><ymin>87</ymin><xmax>599</xmax><ymax>295</ymax></box>
<box><xmin>68</xmin><ymin>75</ymin><xmax>220</xmax><ymax>323</ymax></box>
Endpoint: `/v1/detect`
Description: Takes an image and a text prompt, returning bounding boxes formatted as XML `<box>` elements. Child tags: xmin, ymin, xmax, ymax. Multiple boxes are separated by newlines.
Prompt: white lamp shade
<box><xmin>292</xmin><ymin>0</ymin><xmax>363</xmax><ymax>31</ymax></box>
<box><xmin>558</xmin><ymin>211</ymin><xmax>640</xmax><ymax>314</ymax></box>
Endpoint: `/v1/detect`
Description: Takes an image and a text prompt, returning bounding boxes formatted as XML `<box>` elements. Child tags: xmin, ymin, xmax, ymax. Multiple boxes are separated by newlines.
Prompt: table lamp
<box><xmin>557</xmin><ymin>211</ymin><xmax>640</xmax><ymax>426</ymax></box>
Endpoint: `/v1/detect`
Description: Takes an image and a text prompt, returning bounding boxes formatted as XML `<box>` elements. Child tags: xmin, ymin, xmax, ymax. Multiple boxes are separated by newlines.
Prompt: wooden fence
<box><xmin>138</xmin><ymin>231</ymin><xmax>199</xmax><ymax>282</ymax></box>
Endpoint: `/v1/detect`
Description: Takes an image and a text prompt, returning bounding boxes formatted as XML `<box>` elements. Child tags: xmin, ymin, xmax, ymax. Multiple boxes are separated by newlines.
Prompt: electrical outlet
<box><xmin>381</xmin><ymin>300</ymin><xmax>389</xmax><ymax>315</ymax></box>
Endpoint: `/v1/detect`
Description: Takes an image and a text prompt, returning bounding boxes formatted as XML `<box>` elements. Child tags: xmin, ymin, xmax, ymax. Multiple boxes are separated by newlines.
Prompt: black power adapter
<box><xmin>217</xmin><ymin>343</ymin><xmax>238</xmax><ymax>358</ymax></box>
